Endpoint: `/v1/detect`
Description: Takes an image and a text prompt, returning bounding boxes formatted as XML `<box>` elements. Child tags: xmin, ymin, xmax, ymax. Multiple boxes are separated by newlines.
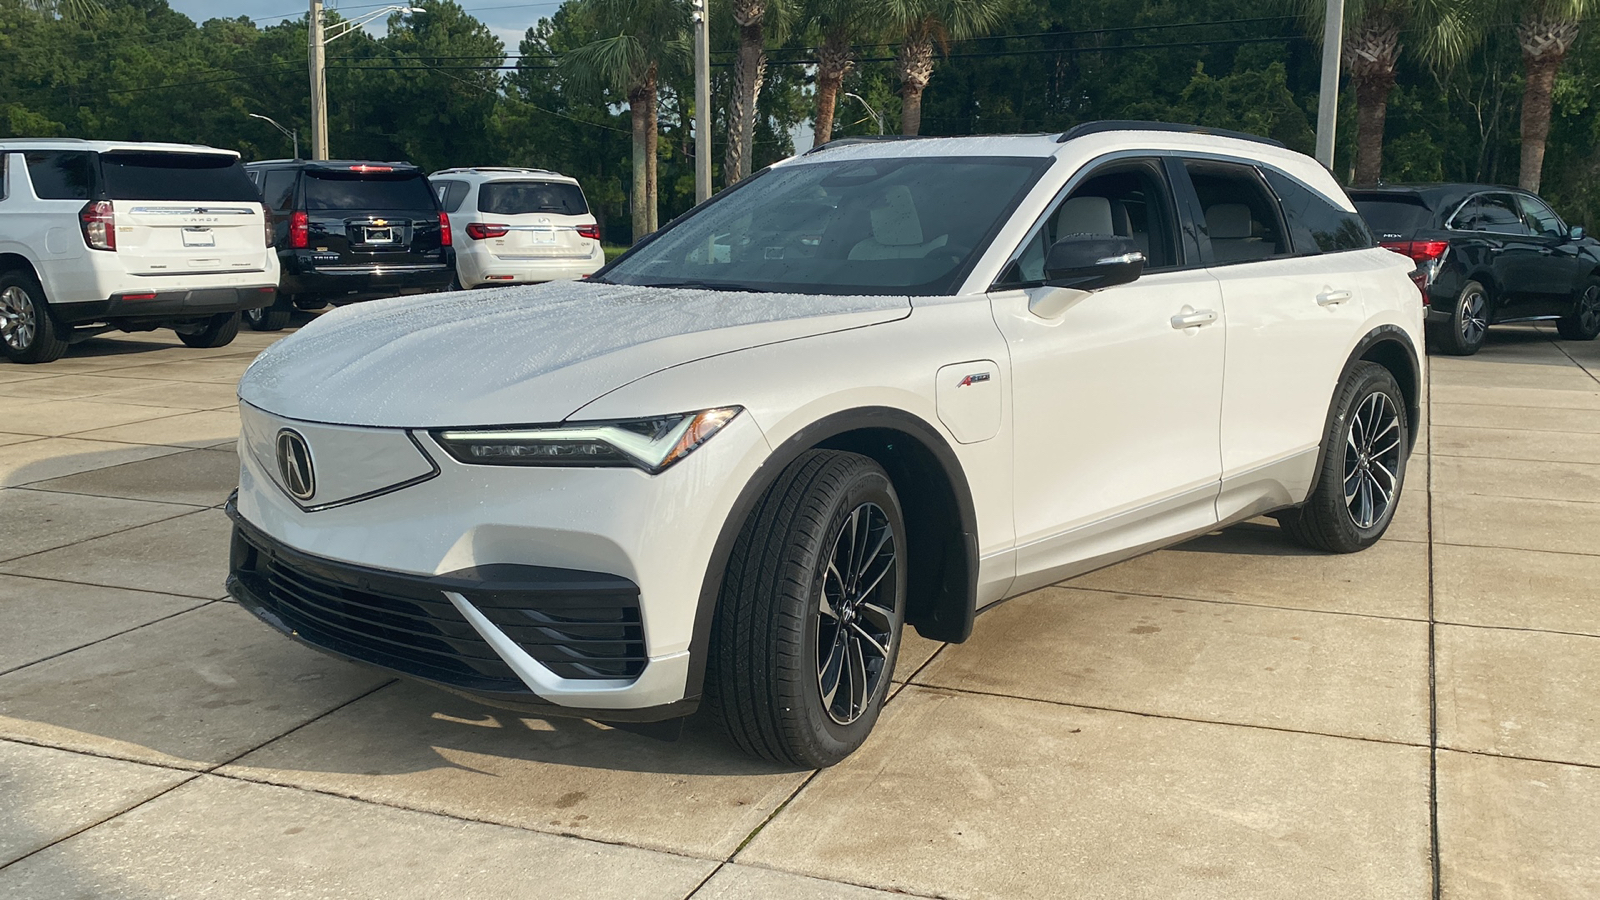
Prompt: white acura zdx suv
<box><xmin>228</xmin><ymin>123</ymin><xmax>1423</xmax><ymax>766</ymax></box>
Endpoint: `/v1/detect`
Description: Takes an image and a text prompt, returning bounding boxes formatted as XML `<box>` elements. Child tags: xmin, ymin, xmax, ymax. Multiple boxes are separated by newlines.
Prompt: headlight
<box><xmin>431</xmin><ymin>407</ymin><xmax>742</xmax><ymax>473</ymax></box>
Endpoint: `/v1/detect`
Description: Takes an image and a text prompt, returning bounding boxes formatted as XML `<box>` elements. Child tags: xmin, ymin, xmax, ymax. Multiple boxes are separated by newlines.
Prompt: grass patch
<box><xmin>602</xmin><ymin>244</ymin><xmax>631</xmax><ymax>263</ymax></box>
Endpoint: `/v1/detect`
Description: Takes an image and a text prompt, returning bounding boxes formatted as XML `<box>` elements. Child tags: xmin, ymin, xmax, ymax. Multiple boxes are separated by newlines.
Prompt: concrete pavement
<box><xmin>0</xmin><ymin>321</ymin><xmax>1596</xmax><ymax>898</ymax></box>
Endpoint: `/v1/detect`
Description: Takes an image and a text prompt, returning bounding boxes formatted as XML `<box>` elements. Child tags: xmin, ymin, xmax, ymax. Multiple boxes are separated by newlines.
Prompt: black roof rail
<box><xmin>1057</xmin><ymin>120</ymin><xmax>1286</xmax><ymax>149</ymax></box>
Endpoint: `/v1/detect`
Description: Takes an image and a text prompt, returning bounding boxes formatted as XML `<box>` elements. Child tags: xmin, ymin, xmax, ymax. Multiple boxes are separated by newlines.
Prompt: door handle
<box><xmin>1170</xmin><ymin>308</ymin><xmax>1218</xmax><ymax>329</ymax></box>
<box><xmin>1316</xmin><ymin>289</ymin><xmax>1353</xmax><ymax>307</ymax></box>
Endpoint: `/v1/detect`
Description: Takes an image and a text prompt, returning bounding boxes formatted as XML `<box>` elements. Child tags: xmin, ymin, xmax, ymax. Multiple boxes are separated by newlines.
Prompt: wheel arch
<box><xmin>1303</xmin><ymin>326</ymin><xmax>1422</xmax><ymax>501</ymax></box>
<box><xmin>685</xmin><ymin>406</ymin><xmax>979</xmax><ymax>703</ymax></box>
<box><xmin>0</xmin><ymin>252</ymin><xmax>41</xmax><ymax>284</ymax></box>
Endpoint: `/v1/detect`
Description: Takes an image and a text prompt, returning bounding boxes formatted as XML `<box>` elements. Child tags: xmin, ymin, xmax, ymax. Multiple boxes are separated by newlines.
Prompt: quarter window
<box><xmin>1262</xmin><ymin>169</ymin><xmax>1373</xmax><ymax>254</ymax></box>
<box><xmin>1183</xmin><ymin>160</ymin><xmax>1290</xmax><ymax>264</ymax></box>
<box><xmin>1516</xmin><ymin>194</ymin><xmax>1565</xmax><ymax>238</ymax></box>
<box><xmin>432</xmin><ymin>179</ymin><xmax>470</xmax><ymax>213</ymax></box>
<box><xmin>23</xmin><ymin>151</ymin><xmax>94</xmax><ymax>200</ymax></box>
<box><xmin>1000</xmin><ymin>157</ymin><xmax>1179</xmax><ymax>286</ymax></box>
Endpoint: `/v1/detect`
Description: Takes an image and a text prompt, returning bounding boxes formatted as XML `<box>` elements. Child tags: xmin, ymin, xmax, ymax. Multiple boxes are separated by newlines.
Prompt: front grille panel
<box><xmin>232</xmin><ymin>526</ymin><xmax>648</xmax><ymax>688</ymax></box>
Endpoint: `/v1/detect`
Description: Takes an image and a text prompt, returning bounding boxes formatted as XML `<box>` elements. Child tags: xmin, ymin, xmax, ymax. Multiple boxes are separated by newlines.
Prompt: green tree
<box><xmin>1292</xmin><ymin>0</ymin><xmax>1477</xmax><ymax>184</ymax></box>
<box><xmin>803</xmin><ymin>0</ymin><xmax>879</xmax><ymax>147</ymax></box>
<box><xmin>886</xmin><ymin>0</ymin><xmax>1010</xmax><ymax>135</ymax></box>
<box><xmin>559</xmin><ymin>0</ymin><xmax>688</xmax><ymax>240</ymax></box>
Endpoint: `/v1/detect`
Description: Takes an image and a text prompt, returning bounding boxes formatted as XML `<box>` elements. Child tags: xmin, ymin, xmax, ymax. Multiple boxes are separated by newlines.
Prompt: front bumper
<box><xmin>225</xmin><ymin>500</ymin><xmax>697</xmax><ymax>722</ymax></box>
<box><xmin>53</xmin><ymin>284</ymin><xmax>278</xmax><ymax>325</ymax></box>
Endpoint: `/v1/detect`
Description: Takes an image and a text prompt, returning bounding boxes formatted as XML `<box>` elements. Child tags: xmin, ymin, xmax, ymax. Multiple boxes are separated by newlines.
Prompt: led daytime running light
<box><xmin>434</xmin><ymin>407</ymin><xmax>742</xmax><ymax>473</ymax></box>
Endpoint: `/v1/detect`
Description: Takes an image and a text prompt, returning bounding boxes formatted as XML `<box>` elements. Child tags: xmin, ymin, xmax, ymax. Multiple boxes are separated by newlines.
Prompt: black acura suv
<box><xmin>243</xmin><ymin>159</ymin><xmax>455</xmax><ymax>331</ymax></box>
<box><xmin>1351</xmin><ymin>184</ymin><xmax>1600</xmax><ymax>355</ymax></box>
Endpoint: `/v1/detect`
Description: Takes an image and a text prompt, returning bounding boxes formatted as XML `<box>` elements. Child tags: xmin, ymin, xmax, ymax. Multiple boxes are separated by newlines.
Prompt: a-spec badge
<box><xmin>957</xmin><ymin>372</ymin><xmax>992</xmax><ymax>387</ymax></box>
<box><xmin>275</xmin><ymin>429</ymin><xmax>316</xmax><ymax>501</ymax></box>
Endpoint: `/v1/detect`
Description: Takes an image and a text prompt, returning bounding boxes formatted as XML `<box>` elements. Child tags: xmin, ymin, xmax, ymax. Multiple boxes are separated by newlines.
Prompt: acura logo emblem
<box><xmin>275</xmin><ymin>429</ymin><xmax>316</xmax><ymax>501</ymax></box>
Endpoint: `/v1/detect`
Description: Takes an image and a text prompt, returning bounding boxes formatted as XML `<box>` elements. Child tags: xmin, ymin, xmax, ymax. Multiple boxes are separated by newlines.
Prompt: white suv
<box><xmin>230</xmin><ymin>124</ymin><xmax>1422</xmax><ymax>766</ymax></box>
<box><xmin>429</xmin><ymin>167</ymin><xmax>603</xmax><ymax>287</ymax></box>
<box><xmin>0</xmin><ymin>139</ymin><xmax>279</xmax><ymax>363</ymax></box>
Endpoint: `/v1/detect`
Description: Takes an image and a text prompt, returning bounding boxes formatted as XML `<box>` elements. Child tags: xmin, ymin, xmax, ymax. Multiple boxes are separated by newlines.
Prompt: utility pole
<box><xmin>691</xmin><ymin>0</ymin><xmax>711</xmax><ymax>204</ymax></box>
<box><xmin>1314</xmin><ymin>0</ymin><xmax>1344</xmax><ymax>170</ymax></box>
<box><xmin>309</xmin><ymin>0</ymin><xmax>329</xmax><ymax>160</ymax></box>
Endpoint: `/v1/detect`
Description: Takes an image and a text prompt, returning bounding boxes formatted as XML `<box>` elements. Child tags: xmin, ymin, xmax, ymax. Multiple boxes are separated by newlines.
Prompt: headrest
<box><xmin>1055</xmin><ymin>196</ymin><xmax>1115</xmax><ymax>237</ymax></box>
<box><xmin>869</xmin><ymin>185</ymin><xmax>924</xmax><ymax>247</ymax></box>
<box><xmin>1206</xmin><ymin>204</ymin><xmax>1254</xmax><ymax>239</ymax></box>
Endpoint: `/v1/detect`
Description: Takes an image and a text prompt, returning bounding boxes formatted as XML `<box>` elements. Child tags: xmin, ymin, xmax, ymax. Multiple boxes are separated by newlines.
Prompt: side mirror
<box><xmin>1044</xmin><ymin>235</ymin><xmax>1145</xmax><ymax>291</ymax></box>
<box><xmin>1571</xmin><ymin>225</ymin><xmax>1586</xmax><ymax>241</ymax></box>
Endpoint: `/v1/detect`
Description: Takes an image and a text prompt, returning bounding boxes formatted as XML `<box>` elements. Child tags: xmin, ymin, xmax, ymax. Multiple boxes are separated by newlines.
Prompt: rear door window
<box><xmin>1352</xmin><ymin>196</ymin><xmax>1433</xmax><ymax>240</ymax></box>
<box><xmin>1470</xmin><ymin>194</ymin><xmax>1530</xmax><ymax>235</ymax></box>
<box><xmin>1264</xmin><ymin>169</ymin><xmax>1373</xmax><ymax>254</ymax></box>
<box><xmin>1182</xmin><ymin>160</ymin><xmax>1291</xmax><ymax>264</ymax></box>
<box><xmin>24</xmin><ymin>151</ymin><xmax>94</xmax><ymax>200</ymax></box>
<box><xmin>478</xmin><ymin>181</ymin><xmax>588</xmax><ymax>216</ymax></box>
<box><xmin>99</xmin><ymin>153</ymin><xmax>258</xmax><ymax>202</ymax></box>
<box><xmin>305</xmin><ymin>171</ymin><xmax>437</xmax><ymax>211</ymax></box>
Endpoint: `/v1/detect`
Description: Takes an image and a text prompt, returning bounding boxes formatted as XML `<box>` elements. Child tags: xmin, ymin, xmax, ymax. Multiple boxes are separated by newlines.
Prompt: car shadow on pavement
<box><xmin>1177</xmin><ymin>520</ymin><xmax>1325</xmax><ymax>557</ymax></box>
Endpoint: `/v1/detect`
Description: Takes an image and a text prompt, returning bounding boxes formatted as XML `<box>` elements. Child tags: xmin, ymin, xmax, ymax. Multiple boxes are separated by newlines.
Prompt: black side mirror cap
<box><xmin>1044</xmin><ymin>235</ymin><xmax>1145</xmax><ymax>291</ymax></box>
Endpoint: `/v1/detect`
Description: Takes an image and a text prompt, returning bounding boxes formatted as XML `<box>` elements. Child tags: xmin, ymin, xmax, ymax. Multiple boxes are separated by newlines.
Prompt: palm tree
<box><xmin>1509</xmin><ymin>0</ymin><xmax>1593</xmax><ymax>191</ymax></box>
<box><xmin>885</xmin><ymin>0</ymin><xmax>1008</xmax><ymax>136</ymax></box>
<box><xmin>805</xmin><ymin>0</ymin><xmax>877</xmax><ymax>149</ymax></box>
<box><xmin>560</xmin><ymin>0</ymin><xmax>687</xmax><ymax>242</ymax></box>
<box><xmin>725</xmin><ymin>0</ymin><xmax>794</xmax><ymax>186</ymax></box>
<box><xmin>19</xmin><ymin>0</ymin><xmax>101</xmax><ymax>16</ymax></box>
<box><xmin>1293</xmin><ymin>0</ymin><xmax>1476</xmax><ymax>184</ymax></box>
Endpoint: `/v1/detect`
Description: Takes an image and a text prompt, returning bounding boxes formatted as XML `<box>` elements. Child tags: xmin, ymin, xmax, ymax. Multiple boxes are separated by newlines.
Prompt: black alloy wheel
<box><xmin>1278</xmin><ymin>361</ymin><xmax>1409</xmax><ymax>553</ymax></box>
<box><xmin>1557</xmin><ymin>280</ymin><xmax>1600</xmax><ymax>341</ymax></box>
<box><xmin>815</xmin><ymin>502</ymin><xmax>898</xmax><ymax>726</ymax></box>
<box><xmin>706</xmin><ymin>449</ymin><xmax>907</xmax><ymax>767</ymax></box>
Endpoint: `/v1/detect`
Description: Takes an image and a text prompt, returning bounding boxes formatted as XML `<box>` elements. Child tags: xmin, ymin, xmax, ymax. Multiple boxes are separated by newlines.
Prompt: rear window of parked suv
<box><xmin>305</xmin><ymin>170</ymin><xmax>436</xmax><ymax>211</ymax></box>
<box><xmin>1352</xmin><ymin>196</ymin><xmax>1433</xmax><ymax>239</ymax></box>
<box><xmin>479</xmin><ymin>181</ymin><xmax>588</xmax><ymax>216</ymax></box>
<box><xmin>100</xmin><ymin>152</ymin><xmax>258</xmax><ymax>202</ymax></box>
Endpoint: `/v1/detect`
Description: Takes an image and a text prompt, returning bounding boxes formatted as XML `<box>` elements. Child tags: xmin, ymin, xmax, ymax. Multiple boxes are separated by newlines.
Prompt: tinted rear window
<box><xmin>1352</xmin><ymin>197</ymin><xmax>1434</xmax><ymax>239</ymax></box>
<box><xmin>24</xmin><ymin>151</ymin><xmax>94</xmax><ymax>200</ymax></box>
<box><xmin>100</xmin><ymin>153</ymin><xmax>258</xmax><ymax>202</ymax></box>
<box><xmin>305</xmin><ymin>171</ymin><xmax>436</xmax><ymax>211</ymax></box>
<box><xmin>478</xmin><ymin>181</ymin><xmax>588</xmax><ymax>216</ymax></box>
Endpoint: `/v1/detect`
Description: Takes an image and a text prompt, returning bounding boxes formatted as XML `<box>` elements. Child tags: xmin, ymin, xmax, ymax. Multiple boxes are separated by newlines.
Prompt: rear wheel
<box><xmin>176</xmin><ymin>312</ymin><xmax>240</xmax><ymax>349</ymax></box>
<box><xmin>705</xmin><ymin>450</ymin><xmax>906</xmax><ymax>767</ymax></box>
<box><xmin>244</xmin><ymin>294</ymin><xmax>293</xmax><ymax>332</ymax></box>
<box><xmin>0</xmin><ymin>270</ymin><xmax>70</xmax><ymax>364</ymax></box>
<box><xmin>1433</xmin><ymin>280</ymin><xmax>1489</xmax><ymax>355</ymax></box>
<box><xmin>1556</xmin><ymin>279</ymin><xmax>1600</xmax><ymax>341</ymax></box>
<box><xmin>1278</xmin><ymin>362</ymin><xmax>1409</xmax><ymax>553</ymax></box>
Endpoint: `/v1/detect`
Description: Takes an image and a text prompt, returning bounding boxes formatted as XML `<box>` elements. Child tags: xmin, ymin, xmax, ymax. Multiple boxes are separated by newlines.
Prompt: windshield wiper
<box><xmin>645</xmin><ymin>279</ymin><xmax>769</xmax><ymax>293</ymax></box>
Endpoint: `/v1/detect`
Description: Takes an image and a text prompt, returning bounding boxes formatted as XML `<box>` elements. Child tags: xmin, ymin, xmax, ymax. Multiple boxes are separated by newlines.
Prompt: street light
<box><xmin>843</xmin><ymin>93</ymin><xmax>884</xmax><ymax>136</ymax></box>
<box><xmin>308</xmin><ymin>3</ymin><xmax>424</xmax><ymax>160</ymax></box>
<box><xmin>248</xmin><ymin>113</ymin><xmax>300</xmax><ymax>160</ymax></box>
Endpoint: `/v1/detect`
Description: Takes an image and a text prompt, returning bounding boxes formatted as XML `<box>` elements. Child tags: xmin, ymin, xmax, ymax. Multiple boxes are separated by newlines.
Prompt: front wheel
<box><xmin>1432</xmin><ymin>280</ymin><xmax>1490</xmax><ymax>355</ymax></box>
<box><xmin>705</xmin><ymin>450</ymin><xmax>906</xmax><ymax>768</ymax></box>
<box><xmin>1556</xmin><ymin>280</ymin><xmax>1600</xmax><ymax>341</ymax></box>
<box><xmin>176</xmin><ymin>312</ymin><xmax>240</xmax><ymax>349</ymax></box>
<box><xmin>245</xmin><ymin>295</ymin><xmax>293</xmax><ymax>332</ymax></box>
<box><xmin>1278</xmin><ymin>361</ymin><xmax>1409</xmax><ymax>554</ymax></box>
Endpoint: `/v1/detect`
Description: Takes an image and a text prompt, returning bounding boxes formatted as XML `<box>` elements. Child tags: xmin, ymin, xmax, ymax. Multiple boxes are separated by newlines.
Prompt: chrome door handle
<box><xmin>1317</xmin><ymin>289</ymin><xmax>1353</xmax><ymax>307</ymax></box>
<box><xmin>1170</xmin><ymin>308</ymin><xmax>1218</xmax><ymax>329</ymax></box>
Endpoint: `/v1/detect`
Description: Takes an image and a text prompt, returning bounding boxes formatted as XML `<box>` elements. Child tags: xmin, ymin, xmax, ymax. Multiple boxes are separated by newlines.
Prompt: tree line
<box><xmin>6</xmin><ymin>0</ymin><xmax>1600</xmax><ymax>243</ymax></box>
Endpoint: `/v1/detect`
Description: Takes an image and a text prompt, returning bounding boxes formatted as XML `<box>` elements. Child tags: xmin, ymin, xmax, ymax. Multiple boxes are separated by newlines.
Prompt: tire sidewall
<box><xmin>0</xmin><ymin>269</ymin><xmax>65</xmax><ymax>363</ymax></box>
<box><xmin>792</xmin><ymin>468</ymin><xmax>907</xmax><ymax>761</ymax></box>
<box><xmin>1450</xmin><ymin>280</ymin><xmax>1489</xmax><ymax>354</ymax></box>
<box><xmin>1326</xmin><ymin>366</ymin><xmax>1409</xmax><ymax>546</ymax></box>
<box><xmin>1563</xmin><ymin>280</ymin><xmax>1600</xmax><ymax>340</ymax></box>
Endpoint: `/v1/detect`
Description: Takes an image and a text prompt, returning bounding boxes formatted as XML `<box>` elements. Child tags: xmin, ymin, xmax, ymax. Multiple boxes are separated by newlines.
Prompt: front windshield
<box><xmin>601</xmin><ymin>155</ymin><xmax>1051</xmax><ymax>295</ymax></box>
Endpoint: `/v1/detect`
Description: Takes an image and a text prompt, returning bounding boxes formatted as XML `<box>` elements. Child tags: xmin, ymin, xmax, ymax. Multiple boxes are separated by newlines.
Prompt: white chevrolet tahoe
<box><xmin>0</xmin><ymin>139</ymin><xmax>280</xmax><ymax>363</ymax></box>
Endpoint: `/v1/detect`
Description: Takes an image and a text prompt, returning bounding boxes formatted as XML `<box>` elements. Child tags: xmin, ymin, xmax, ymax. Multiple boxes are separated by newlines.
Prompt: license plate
<box><xmin>364</xmin><ymin>227</ymin><xmax>394</xmax><ymax>244</ymax></box>
<box><xmin>528</xmin><ymin>228</ymin><xmax>556</xmax><ymax>245</ymax></box>
<box><xmin>181</xmin><ymin>227</ymin><xmax>215</xmax><ymax>248</ymax></box>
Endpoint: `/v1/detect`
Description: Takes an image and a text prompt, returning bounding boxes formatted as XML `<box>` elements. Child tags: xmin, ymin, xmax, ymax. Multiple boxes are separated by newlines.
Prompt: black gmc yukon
<box><xmin>244</xmin><ymin>159</ymin><xmax>455</xmax><ymax>331</ymax></box>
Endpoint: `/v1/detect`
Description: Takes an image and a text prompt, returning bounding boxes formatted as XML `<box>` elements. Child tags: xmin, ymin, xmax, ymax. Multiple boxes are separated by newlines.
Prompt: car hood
<box><xmin>237</xmin><ymin>281</ymin><xmax>910</xmax><ymax>427</ymax></box>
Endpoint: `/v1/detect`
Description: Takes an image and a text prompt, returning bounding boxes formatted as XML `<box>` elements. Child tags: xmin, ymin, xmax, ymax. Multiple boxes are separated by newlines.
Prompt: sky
<box><xmin>166</xmin><ymin>0</ymin><xmax>565</xmax><ymax>50</ymax></box>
